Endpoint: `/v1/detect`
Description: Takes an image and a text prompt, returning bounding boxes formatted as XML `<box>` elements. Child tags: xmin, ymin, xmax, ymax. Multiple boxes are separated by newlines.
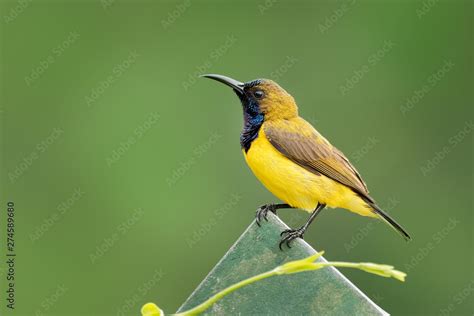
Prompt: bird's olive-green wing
<box><xmin>264</xmin><ymin>119</ymin><xmax>373</xmax><ymax>202</ymax></box>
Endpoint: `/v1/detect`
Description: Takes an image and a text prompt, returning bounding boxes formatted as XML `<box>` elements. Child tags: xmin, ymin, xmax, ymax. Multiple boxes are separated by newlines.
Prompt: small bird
<box><xmin>202</xmin><ymin>74</ymin><xmax>411</xmax><ymax>249</ymax></box>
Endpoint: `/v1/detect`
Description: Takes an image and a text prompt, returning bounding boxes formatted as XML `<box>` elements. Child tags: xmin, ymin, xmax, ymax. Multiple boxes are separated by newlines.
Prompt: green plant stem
<box><xmin>318</xmin><ymin>262</ymin><xmax>360</xmax><ymax>269</ymax></box>
<box><xmin>174</xmin><ymin>269</ymin><xmax>278</xmax><ymax>316</ymax></box>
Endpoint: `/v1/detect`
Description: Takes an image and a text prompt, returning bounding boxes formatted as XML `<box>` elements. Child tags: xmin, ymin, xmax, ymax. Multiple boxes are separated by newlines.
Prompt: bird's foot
<box><xmin>255</xmin><ymin>204</ymin><xmax>278</xmax><ymax>227</ymax></box>
<box><xmin>279</xmin><ymin>227</ymin><xmax>305</xmax><ymax>250</ymax></box>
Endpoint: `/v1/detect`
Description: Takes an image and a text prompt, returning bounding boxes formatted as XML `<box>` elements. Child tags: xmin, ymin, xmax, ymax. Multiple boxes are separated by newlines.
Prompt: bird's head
<box><xmin>201</xmin><ymin>74</ymin><xmax>298</xmax><ymax>121</ymax></box>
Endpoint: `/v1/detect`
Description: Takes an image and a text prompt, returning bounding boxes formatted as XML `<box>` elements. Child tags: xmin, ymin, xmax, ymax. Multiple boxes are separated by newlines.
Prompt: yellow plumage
<box><xmin>244</xmin><ymin>124</ymin><xmax>376</xmax><ymax>217</ymax></box>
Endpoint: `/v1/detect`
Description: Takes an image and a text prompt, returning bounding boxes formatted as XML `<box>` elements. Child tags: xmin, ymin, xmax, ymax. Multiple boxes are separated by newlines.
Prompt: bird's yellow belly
<box><xmin>244</xmin><ymin>131</ymin><xmax>374</xmax><ymax>216</ymax></box>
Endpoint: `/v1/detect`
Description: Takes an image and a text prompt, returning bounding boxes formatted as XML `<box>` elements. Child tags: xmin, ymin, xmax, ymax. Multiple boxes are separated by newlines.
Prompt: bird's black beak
<box><xmin>201</xmin><ymin>74</ymin><xmax>244</xmax><ymax>96</ymax></box>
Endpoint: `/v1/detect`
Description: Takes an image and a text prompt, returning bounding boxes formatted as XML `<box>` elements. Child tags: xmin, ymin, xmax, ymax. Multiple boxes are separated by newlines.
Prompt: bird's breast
<box><xmin>243</xmin><ymin>126</ymin><xmax>373</xmax><ymax>216</ymax></box>
<box><xmin>243</xmin><ymin>127</ymin><xmax>323</xmax><ymax>211</ymax></box>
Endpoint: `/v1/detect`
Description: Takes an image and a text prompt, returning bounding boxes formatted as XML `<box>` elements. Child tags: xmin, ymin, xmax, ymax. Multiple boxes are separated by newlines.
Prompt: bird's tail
<box><xmin>367</xmin><ymin>201</ymin><xmax>412</xmax><ymax>241</ymax></box>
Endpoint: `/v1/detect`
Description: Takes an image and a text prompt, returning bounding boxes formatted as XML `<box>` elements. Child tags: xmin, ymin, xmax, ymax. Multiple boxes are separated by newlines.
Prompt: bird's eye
<box><xmin>253</xmin><ymin>90</ymin><xmax>264</xmax><ymax>99</ymax></box>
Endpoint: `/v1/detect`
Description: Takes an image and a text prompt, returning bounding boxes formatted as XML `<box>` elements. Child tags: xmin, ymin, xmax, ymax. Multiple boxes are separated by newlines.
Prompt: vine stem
<box><xmin>175</xmin><ymin>269</ymin><xmax>278</xmax><ymax>316</ymax></box>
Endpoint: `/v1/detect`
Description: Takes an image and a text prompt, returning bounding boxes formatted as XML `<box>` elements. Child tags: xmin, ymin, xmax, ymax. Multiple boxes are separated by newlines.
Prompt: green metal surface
<box><xmin>177</xmin><ymin>212</ymin><xmax>387</xmax><ymax>315</ymax></box>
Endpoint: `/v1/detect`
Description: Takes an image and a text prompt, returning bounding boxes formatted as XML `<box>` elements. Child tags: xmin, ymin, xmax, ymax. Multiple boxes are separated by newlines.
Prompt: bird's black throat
<box><xmin>240</xmin><ymin>111</ymin><xmax>264</xmax><ymax>152</ymax></box>
<box><xmin>237</xmin><ymin>92</ymin><xmax>264</xmax><ymax>152</ymax></box>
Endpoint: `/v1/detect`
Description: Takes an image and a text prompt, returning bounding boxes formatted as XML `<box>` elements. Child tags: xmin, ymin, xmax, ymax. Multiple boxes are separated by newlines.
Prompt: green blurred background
<box><xmin>0</xmin><ymin>0</ymin><xmax>472</xmax><ymax>315</ymax></box>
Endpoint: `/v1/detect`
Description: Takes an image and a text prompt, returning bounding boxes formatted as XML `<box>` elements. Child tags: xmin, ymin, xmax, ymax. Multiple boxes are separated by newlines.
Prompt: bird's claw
<box><xmin>279</xmin><ymin>227</ymin><xmax>305</xmax><ymax>250</ymax></box>
<box><xmin>255</xmin><ymin>204</ymin><xmax>277</xmax><ymax>227</ymax></box>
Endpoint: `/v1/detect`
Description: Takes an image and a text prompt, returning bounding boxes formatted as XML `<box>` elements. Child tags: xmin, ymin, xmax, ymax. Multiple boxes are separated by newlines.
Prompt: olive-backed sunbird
<box><xmin>202</xmin><ymin>74</ymin><xmax>411</xmax><ymax>249</ymax></box>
